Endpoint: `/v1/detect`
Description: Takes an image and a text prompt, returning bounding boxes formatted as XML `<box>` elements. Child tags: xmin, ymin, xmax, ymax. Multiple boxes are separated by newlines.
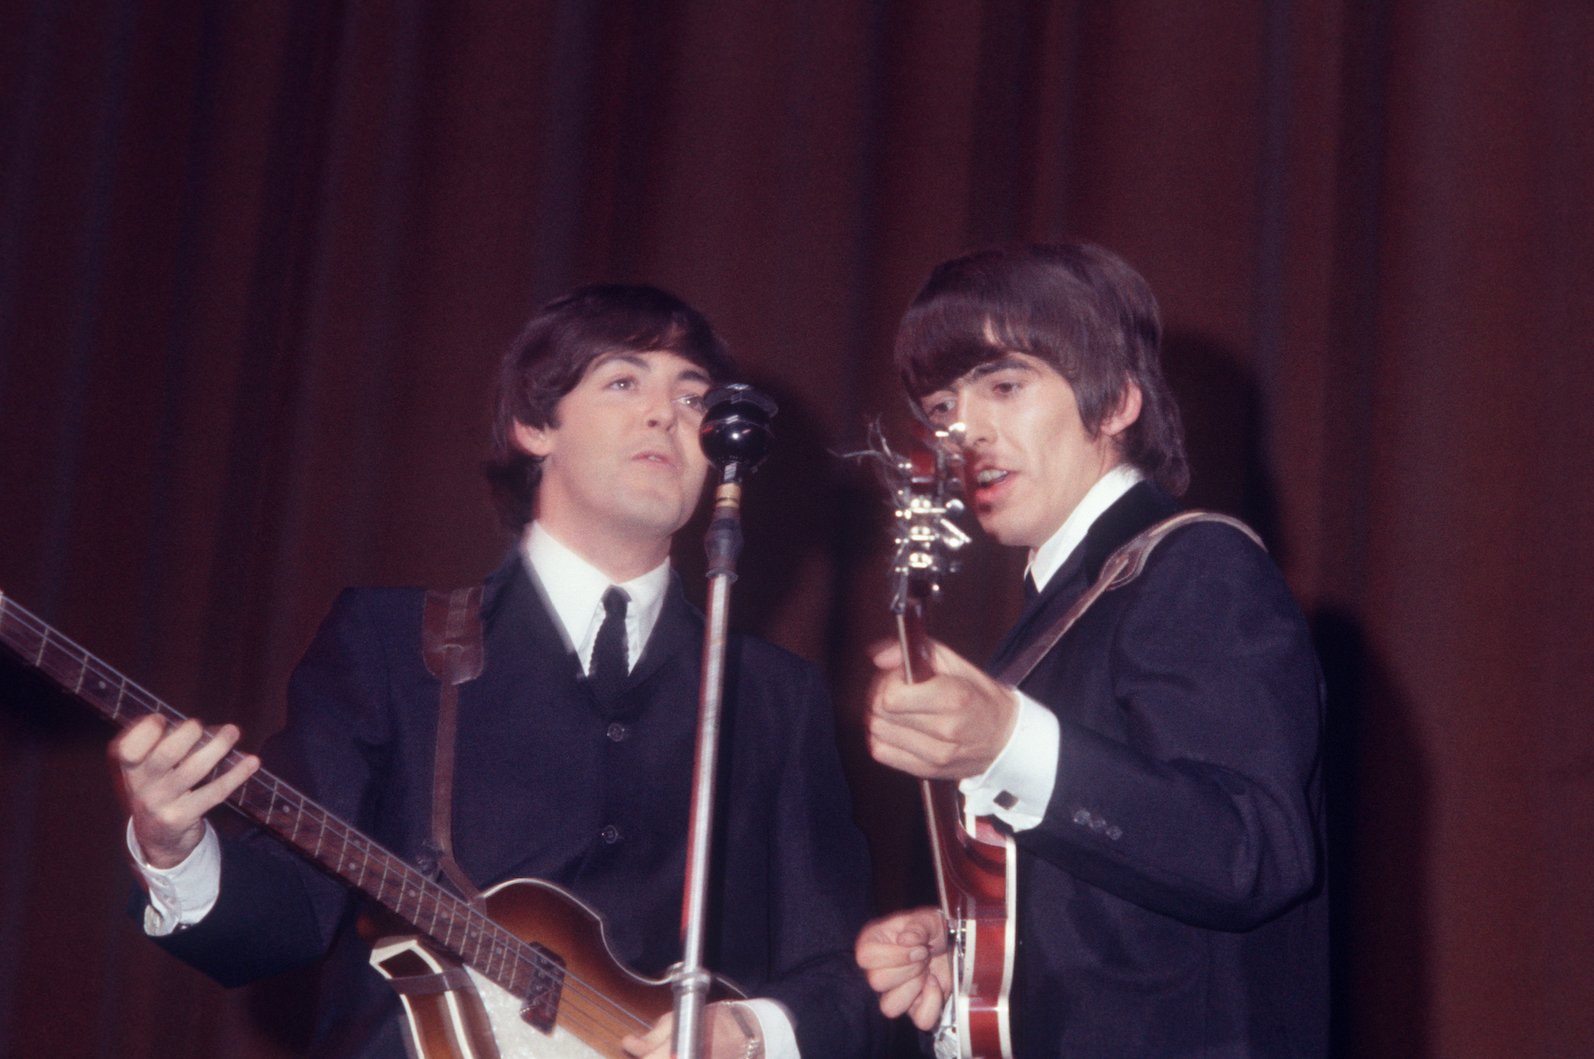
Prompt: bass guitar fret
<box><xmin>468</xmin><ymin>927</ymin><xmax>503</xmax><ymax>990</ymax></box>
<box><xmin>475</xmin><ymin>925</ymin><xmax>500</xmax><ymax>982</ymax></box>
<box><xmin>36</xmin><ymin>635</ymin><xmax>81</xmax><ymax>689</ymax></box>
<box><xmin>436</xmin><ymin>905</ymin><xmax>462</xmax><ymax>956</ymax></box>
<box><xmin>78</xmin><ymin>662</ymin><xmax>121</xmax><ymax>715</ymax></box>
<box><xmin>424</xmin><ymin>892</ymin><xmax>442</xmax><ymax>941</ymax></box>
<box><xmin>482</xmin><ymin>924</ymin><xmax>517</xmax><ymax>988</ymax></box>
<box><xmin>112</xmin><ymin>675</ymin><xmax>128</xmax><ymax>723</ymax></box>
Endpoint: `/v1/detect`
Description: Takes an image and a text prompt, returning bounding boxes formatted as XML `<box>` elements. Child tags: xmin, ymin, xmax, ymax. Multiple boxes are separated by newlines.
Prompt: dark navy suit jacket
<box><xmin>987</xmin><ymin>483</ymin><xmax>1328</xmax><ymax>1056</ymax></box>
<box><xmin>156</xmin><ymin>552</ymin><xmax>882</xmax><ymax>1058</ymax></box>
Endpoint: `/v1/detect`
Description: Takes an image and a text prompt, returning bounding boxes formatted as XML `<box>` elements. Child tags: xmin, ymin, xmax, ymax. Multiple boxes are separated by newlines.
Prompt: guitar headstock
<box><xmin>856</xmin><ymin>422</ymin><xmax>972</xmax><ymax>616</ymax></box>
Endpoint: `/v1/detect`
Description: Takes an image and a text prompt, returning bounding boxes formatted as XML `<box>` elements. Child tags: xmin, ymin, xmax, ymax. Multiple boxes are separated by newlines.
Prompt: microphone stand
<box><xmin>673</xmin><ymin>384</ymin><xmax>776</xmax><ymax>1059</ymax></box>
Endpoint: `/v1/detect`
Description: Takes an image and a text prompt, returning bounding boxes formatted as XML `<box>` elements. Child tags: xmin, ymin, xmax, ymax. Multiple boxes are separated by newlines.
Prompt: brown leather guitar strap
<box><xmin>421</xmin><ymin>585</ymin><xmax>485</xmax><ymax>907</ymax></box>
<box><xmin>995</xmin><ymin>511</ymin><xmax>1265</xmax><ymax>687</ymax></box>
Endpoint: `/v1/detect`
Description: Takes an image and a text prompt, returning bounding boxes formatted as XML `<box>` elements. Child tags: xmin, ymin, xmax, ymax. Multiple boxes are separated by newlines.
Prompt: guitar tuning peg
<box><xmin>939</xmin><ymin>518</ymin><xmax>972</xmax><ymax>551</ymax></box>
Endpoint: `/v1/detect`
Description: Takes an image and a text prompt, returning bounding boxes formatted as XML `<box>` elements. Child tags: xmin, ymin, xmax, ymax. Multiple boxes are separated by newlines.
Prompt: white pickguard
<box><xmin>465</xmin><ymin>966</ymin><xmax>602</xmax><ymax>1059</ymax></box>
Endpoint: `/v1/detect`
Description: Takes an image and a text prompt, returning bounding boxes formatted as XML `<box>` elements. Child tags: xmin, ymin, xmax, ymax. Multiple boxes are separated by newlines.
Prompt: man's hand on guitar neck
<box><xmin>866</xmin><ymin>639</ymin><xmax>1018</xmax><ymax>781</ymax></box>
<box><xmin>855</xmin><ymin>907</ymin><xmax>952</xmax><ymax>1032</ymax></box>
<box><xmin>111</xmin><ymin>714</ymin><xmax>260</xmax><ymax>869</ymax></box>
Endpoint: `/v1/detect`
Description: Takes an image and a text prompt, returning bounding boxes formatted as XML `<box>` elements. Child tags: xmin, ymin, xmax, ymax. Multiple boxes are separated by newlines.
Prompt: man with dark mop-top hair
<box><xmin>855</xmin><ymin>243</ymin><xmax>1328</xmax><ymax>1056</ymax></box>
<box><xmin>113</xmin><ymin>284</ymin><xmax>883</xmax><ymax>1059</ymax></box>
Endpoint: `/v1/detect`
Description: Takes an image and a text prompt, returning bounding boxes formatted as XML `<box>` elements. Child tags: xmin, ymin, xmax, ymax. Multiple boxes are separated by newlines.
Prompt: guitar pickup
<box><xmin>518</xmin><ymin>942</ymin><xmax>566</xmax><ymax>1034</ymax></box>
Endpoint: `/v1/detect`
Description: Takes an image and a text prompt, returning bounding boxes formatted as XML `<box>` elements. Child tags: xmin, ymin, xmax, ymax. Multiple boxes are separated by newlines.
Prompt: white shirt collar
<box><xmin>1025</xmin><ymin>464</ymin><xmax>1144</xmax><ymax>593</ymax></box>
<box><xmin>522</xmin><ymin>521</ymin><xmax>671</xmax><ymax>673</ymax></box>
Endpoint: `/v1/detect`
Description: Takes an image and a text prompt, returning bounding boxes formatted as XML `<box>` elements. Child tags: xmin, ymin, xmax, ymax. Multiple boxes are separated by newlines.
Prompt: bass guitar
<box><xmin>872</xmin><ymin>428</ymin><xmax>1015</xmax><ymax>1059</ymax></box>
<box><xmin>0</xmin><ymin>590</ymin><xmax>733</xmax><ymax>1059</ymax></box>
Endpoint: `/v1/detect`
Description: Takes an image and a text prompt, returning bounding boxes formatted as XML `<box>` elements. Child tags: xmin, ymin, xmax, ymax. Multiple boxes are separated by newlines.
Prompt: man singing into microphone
<box><xmin>113</xmin><ymin>284</ymin><xmax>884</xmax><ymax>1058</ymax></box>
<box><xmin>856</xmin><ymin>243</ymin><xmax>1328</xmax><ymax>1056</ymax></box>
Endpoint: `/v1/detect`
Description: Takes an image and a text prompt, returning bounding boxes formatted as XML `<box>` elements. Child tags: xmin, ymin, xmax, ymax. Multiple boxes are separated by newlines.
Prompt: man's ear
<box><xmin>1100</xmin><ymin>381</ymin><xmax>1143</xmax><ymax>439</ymax></box>
<box><xmin>512</xmin><ymin>420</ymin><xmax>552</xmax><ymax>458</ymax></box>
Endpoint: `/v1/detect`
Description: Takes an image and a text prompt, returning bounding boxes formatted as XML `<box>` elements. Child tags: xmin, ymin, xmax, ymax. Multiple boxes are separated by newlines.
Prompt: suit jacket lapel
<box><xmin>473</xmin><ymin>549</ymin><xmax>584</xmax><ymax>713</ymax></box>
<box><xmin>1077</xmin><ymin>480</ymin><xmax>1179</xmax><ymax>584</ymax></box>
<box><xmin>988</xmin><ymin>551</ymin><xmax>1086</xmax><ymax>674</ymax></box>
<box><xmin>985</xmin><ymin>481</ymin><xmax>1178</xmax><ymax>675</ymax></box>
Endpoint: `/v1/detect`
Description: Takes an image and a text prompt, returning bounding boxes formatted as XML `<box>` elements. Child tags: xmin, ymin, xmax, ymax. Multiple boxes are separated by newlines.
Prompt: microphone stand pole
<box><xmin>673</xmin><ymin>384</ymin><xmax>776</xmax><ymax>1059</ymax></box>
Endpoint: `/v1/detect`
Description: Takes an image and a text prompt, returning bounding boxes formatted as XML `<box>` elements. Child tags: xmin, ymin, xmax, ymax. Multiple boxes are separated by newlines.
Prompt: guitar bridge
<box><xmin>518</xmin><ymin>943</ymin><xmax>566</xmax><ymax>1033</ymax></box>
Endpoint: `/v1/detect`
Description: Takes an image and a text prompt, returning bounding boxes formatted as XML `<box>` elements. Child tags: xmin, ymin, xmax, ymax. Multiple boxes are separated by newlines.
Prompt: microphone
<box><xmin>677</xmin><ymin>381</ymin><xmax>778</xmax><ymax>1059</ymax></box>
<box><xmin>699</xmin><ymin>383</ymin><xmax>777</xmax><ymax>483</ymax></box>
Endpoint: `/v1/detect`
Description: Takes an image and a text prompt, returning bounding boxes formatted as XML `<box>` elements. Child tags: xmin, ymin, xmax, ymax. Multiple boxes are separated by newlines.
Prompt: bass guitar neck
<box><xmin>0</xmin><ymin>590</ymin><xmax>733</xmax><ymax>1058</ymax></box>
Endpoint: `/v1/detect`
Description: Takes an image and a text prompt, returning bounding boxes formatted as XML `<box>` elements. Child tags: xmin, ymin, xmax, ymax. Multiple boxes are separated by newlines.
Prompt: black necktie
<box><xmin>588</xmin><ymin>586</ymin><xmax>630</xmax><ymax>704</ymax></box>
<box><xmin>1023</xmin><ymin>572</ymin><xmax>1040</xmax><ymax>602</ymax></box>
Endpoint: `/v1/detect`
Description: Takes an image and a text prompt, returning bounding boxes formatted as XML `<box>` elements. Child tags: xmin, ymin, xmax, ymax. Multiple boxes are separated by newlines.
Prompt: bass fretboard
<box><xmin>0</xmin><ymin>591</ymin><xmax>560</xmax><ymax>1004</ymax></box>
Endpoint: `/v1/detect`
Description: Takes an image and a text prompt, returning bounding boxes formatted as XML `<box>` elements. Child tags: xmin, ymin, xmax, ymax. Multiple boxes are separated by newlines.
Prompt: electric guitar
<box><xmin>0</xmin><ymin>591</ymin><xmax>734</xmax><ymax>1059</ymax></box>
<box><xmin>872</xmin><ymin>428</ymin><xmax>1015</xmax><ymax>1059</ymax></box>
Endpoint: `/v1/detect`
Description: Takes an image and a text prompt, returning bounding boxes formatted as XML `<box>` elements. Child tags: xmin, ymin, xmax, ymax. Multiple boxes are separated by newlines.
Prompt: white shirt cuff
<box><xmin>742</xmin><ymin>995</ymin><xmax>803</xmax><ymax>1052</ymax></box>
<box><xmin>127</xmin><ymin>819</ymin><xmax>221</xmax><ymax>935</ymax></box>
<box><xmin>957</xmin><ymin>689</ymin><xmax>1059</xmax><ymax>831</ymax></box>
<box><xmin>741</xmin><ymin>997</ymin><xmax>800</xmax><ymax>1058</ymax></box>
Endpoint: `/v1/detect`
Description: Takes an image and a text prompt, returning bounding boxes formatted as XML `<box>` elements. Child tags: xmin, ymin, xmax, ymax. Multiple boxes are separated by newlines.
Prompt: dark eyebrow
<box><xmin>965</xmin><ymin>356</ymin><xmax>1037</xmax><ymax>381</ymax></box>
<box><xmin>589</xmin><ymin>352</ymin><xmax>649</xmax><ymax>373</ymax></box>
<box><xmin>590</xmin><ymin>352</ymin><xmax>711</xmax><ymax>386</ymax></box>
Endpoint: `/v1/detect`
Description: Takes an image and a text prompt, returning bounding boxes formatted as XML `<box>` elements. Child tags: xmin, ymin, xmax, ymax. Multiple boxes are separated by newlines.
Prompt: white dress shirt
<box><xmin>524</xmin><ymin>521</ymin><xmax>668</xmax><ymax>674</ymax></box>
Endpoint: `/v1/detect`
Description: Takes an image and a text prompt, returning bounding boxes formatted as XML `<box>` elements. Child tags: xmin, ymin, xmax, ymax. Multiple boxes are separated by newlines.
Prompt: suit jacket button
<box><xmin>606</xmin><ymin>722</ymin><xmax>629</xmax><ymax>742</ymax></box>
<box><xmin>599</xmin><ymin>824</ymin><xmax>622</xmax><ymax>844</ymax></box>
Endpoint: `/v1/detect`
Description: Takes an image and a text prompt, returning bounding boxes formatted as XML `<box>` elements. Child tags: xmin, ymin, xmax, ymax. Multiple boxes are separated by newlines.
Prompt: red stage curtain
<box><xmin>1</xmin><ymin>3</ymin><xmax>1589</xmax><ymax>1055</ymax></box>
